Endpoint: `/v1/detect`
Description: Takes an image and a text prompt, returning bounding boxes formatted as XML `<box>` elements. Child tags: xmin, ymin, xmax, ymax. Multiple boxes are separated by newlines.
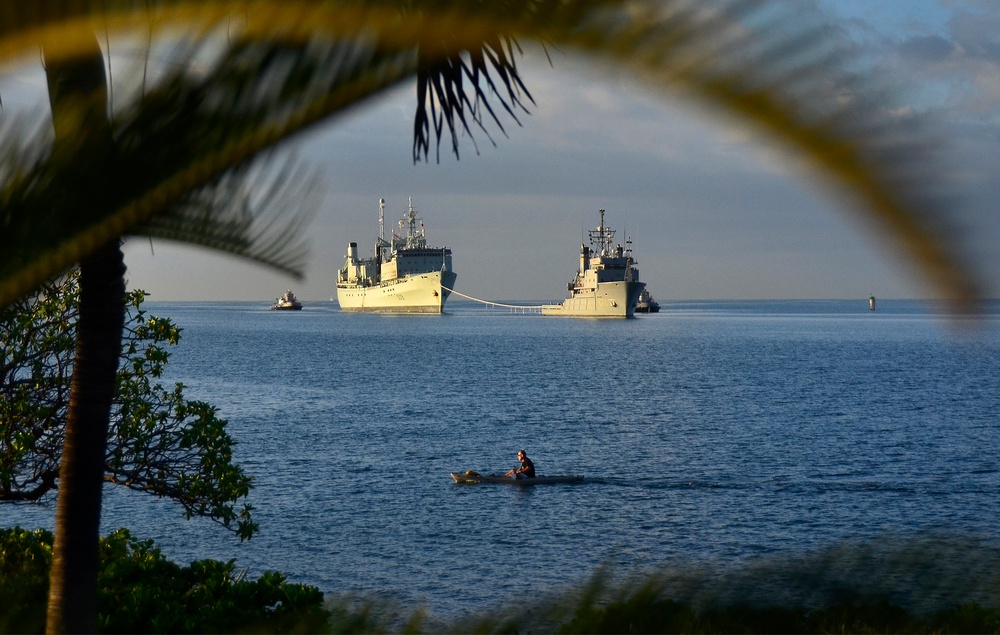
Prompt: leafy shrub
<box><xmin>6</xmin><ymin>526</ymin><xmax>1000</xmax><ymax>634</ymax></box>
<box><xmin>0</xmin><ymin>527</ymin><xmax>51</xmax><ymax>634</ymax></box>
<box><xmin>0</xmin><ymin>527</ymin><xmax>329</xmax><ymax>634</ymax></box>
<box><xmin>1</xmin><ymin>274</ymin><xmax>257</xmax><ymax>540</ymax></box>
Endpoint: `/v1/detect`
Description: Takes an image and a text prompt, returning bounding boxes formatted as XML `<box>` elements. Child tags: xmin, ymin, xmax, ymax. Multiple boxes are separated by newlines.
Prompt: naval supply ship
<box><xmin>336</xmin><ymin>197</ymin><xmax>456</xmax><ymax>313</ymax></box>
<box><xmin>542</xmin><ymin>209</ymin><xmax>645</xmax><ymax>318</ymax></box>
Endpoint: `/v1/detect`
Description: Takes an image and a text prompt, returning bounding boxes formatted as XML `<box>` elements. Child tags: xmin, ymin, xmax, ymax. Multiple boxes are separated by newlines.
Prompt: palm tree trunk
<box><xmin>43</xmin><ymin>38</ymin><xmax>122</xmax><ymax>634</ymax></box>
<box><xmin>45</xmin><ymin>244</ymin><xmax>125</xmax><ymax>634</ymax></box>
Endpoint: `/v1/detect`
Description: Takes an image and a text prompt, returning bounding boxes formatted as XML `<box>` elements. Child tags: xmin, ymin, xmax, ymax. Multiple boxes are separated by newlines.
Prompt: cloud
<box><xmin>948</xmin><ymin>5</ymin><xmax>1000</xmax><ymax>62</ymax></box>
<box><xmin>897</xmin><ymin>34</ymin><xmax>957</xmax><ymax>62</ymax></box>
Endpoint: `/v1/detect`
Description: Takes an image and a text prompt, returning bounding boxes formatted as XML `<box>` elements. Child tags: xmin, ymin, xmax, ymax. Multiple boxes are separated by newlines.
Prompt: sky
<box><xmin>5</xmin><ymin>1</ymin><xmax>1000</xmax><ymax>303</ymax></box>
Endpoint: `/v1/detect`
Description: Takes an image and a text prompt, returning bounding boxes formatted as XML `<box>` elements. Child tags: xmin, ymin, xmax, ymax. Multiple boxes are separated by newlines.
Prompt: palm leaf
<box><xmin>1</xmin><ymin>34</ymin><xmax>417</xmax><ymax>304</ymax></box>
<box><xmin>0</xmin><ymin>0</ymin><xmax>986</xmax><ymax>311</ymax></box>
<box><xmin>136</xmin><ymin>156</ymin><xmax>317</xmax><ymax>276</ymax></box>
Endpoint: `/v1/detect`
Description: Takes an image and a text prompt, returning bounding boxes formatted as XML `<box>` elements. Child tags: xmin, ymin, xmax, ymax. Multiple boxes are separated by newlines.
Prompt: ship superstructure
<box><xmin>542</xmin><ymin>209</ymin><xmax>645</xmax><ymax>318</ymax></box>
<box><xmin>336</xmin><ymin>198</ymin><xmax>456</xmax><ymax>313</ymax></box>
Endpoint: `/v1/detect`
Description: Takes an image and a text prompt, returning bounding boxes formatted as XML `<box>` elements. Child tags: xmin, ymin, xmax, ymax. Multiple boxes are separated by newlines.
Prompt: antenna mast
<box><xmin>378</xmin><ymin>198</ymin><xmax>385</xmax><ymax>243</ymax></box>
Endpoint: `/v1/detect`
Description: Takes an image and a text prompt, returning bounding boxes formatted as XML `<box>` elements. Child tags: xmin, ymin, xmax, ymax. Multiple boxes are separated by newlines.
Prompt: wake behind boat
<box><xmin>336</xmin><ymin>197</ymin><xmax>456</xmax><ymax>313</ymax></box>
<box><xmin>451</xmin><ymin>471</ymin><xmax>584</xmax><ymax>485</ymax></box>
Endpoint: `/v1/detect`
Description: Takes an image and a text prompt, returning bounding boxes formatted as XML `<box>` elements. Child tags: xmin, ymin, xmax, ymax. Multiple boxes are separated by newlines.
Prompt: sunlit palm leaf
<box><xmin>137</xmin><ymin>157</ymin><xmax>317</xmax><ymax>276</ymax></box>
<box><xmin>0</xmin><ymin>0</ymin><xmax>986</xmax><ymax>312</ymax></box>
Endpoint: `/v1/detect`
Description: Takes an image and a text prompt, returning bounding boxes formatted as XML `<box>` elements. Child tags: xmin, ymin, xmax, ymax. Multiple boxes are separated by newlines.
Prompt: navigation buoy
<box><xmin>869</xmin><ymin>295</ymin><xmax>876</xmax><ymax>311</ymax></box>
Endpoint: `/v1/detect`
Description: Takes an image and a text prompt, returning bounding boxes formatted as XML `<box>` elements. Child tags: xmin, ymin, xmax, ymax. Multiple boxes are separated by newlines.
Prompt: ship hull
<box><xmin>337</xmin><ymin>270</ymin><xmax>457</xmax><ymax>313</ymax></box>
<box><xmin>542</xmin><ymin>281</ymin><xmax>645</xmax><ymax>318</ymax></box>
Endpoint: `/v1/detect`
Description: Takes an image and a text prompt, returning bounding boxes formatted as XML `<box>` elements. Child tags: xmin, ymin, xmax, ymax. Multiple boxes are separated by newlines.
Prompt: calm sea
<box><xmin>6</xmin><ymin>300</ymin><xmax>1000</xmax><ymax>621</ymax></box>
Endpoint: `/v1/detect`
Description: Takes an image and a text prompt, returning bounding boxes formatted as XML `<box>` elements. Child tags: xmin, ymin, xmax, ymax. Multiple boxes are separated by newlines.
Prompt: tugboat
<box><xmin>336</xmin><ymin>197</ymin><xmax>456</xmax><ymax>313</ymax></box>
<box><xmin>542</xmin><ymin>209</ymin><xmax>645</xmax><ymax>318</ymax></box>
<box><xmin>635</xmin><ymin>288</ymin><xmax>660</xmax><ymax>313</ymax></box>
<box><xmin>271</xmin><ymin>290</ymin><xmax>303</xmax><ymax>310</ymax></box>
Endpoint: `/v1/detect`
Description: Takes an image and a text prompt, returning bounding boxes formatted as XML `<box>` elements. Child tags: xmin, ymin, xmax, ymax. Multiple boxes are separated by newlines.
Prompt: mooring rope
<box><xmin>442</xmin><ymin>286</ymin><xmax>546</xmax><ymax>312</ymax></box>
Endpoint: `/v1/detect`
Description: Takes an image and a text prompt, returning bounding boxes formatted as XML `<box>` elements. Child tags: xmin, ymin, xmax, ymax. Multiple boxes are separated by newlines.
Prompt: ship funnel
<box><xmin>347</xmin><ymin>242</ymin><xmax>357</xmax><ymax>260</ymax></box>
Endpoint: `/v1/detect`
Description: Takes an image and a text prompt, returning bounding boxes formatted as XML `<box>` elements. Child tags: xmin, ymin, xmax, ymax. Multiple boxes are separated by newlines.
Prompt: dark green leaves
<box><xmin>1</xmin><ymin>272</ymin><xmax>257</xmax><ymax>539</ymax></box>
<box><xmin>0</xmin><ymin>527</ymin><xmax>331</xmax><ymax>633</ymax></box>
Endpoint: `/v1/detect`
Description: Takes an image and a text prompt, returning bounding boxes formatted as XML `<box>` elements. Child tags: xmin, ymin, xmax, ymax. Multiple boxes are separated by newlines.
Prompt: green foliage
<box><xmin>0</xmin><ymin>527</ymin><xmax>330</xmax><ymax>634</ymax></box>
<box><xmin>459</xmin><ymin>545</ymin><xmax>1000</xmax><ymax>635</ymax></box>
<box><xmin>0</xmin><ymin>272</ymin><xmax>257</xmax><ymax>539</ymax></box>
<box><xmin>933</xmin><ymin>602</ymin><xmax>1000</xmax><ymax>634</ymax></box>
<box><xmin>556</xmin><ymin>578</ymin><xmax>698</xmax><ymax>634</ymax></box>
<box><xmin>0</xmin><ymin>276</ymin><xmax>77</xmax><ymax>501</ymax></box>
<box><xmin>0</xmin><ymin>527</ymin><xmax>52</xmax><ymax>634</ymax></box>
<box><xmin>549</xmin><ymin>597</ymin><xmax>1000</xmax><ymax>634</ymax></box>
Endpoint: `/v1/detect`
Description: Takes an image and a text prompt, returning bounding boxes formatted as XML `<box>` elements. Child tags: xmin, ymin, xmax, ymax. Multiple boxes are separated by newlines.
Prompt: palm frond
<box><xmin>136</xmin><ymin>156</ymin><xmax>316</xmax><ymax>277</ymax></box>
<box><xmin>1</xmin><ymin>33</ymin><xmax>416</xmax><ymax>306</ymax></box>
<box><xmin>414</xmin><ymin>34</ymin><xmax>534</xmax><ymax>162</ymax></box>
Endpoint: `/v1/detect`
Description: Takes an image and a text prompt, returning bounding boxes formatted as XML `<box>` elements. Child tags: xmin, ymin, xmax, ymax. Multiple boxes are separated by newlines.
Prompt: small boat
<box><xmin>450</xmin><ymin>471</ymin><xmax>584</xmax><ymax>485</ymax></box>
<box><xmin>635</xmin><ymin>288</ymin><xmax>660</xmax><ymax>313</ymax></box>
<box><xmin>271</xmin><ymin>290</ymin><xmax>303</xmax><ymax>310</ymax></box>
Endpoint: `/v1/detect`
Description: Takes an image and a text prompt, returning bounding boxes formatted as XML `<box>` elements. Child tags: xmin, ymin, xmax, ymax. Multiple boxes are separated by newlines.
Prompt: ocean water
<box><xmin>6</xmin><ymin>300</ymin><xmax>1000</xmax><ymax>621</ymax></box>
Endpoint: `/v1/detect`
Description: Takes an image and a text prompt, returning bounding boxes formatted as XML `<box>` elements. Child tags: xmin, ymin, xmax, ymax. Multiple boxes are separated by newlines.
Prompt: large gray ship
<box><xmin>542</xmin><ymin>209</ymin><xmax>645</xmax><ymax>318</ymax></box>
<box><xmin>336</xmin><ymin>198</ymin><xmax>456</xmax><ymax>313</ymax></box>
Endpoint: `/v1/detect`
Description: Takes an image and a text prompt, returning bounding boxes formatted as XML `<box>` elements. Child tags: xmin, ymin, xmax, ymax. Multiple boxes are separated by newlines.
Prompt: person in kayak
<box><xmin>505</xmin><ymin>450</ymin><xmax>535</xmax><ymax>479</ymax></box>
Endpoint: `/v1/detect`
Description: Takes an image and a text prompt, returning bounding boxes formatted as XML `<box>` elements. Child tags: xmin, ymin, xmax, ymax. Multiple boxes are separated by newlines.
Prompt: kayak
<box><xmin>450</xmin><ymin>471</ymin><xmax>584</xmax><ymax>485</ymax></box>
